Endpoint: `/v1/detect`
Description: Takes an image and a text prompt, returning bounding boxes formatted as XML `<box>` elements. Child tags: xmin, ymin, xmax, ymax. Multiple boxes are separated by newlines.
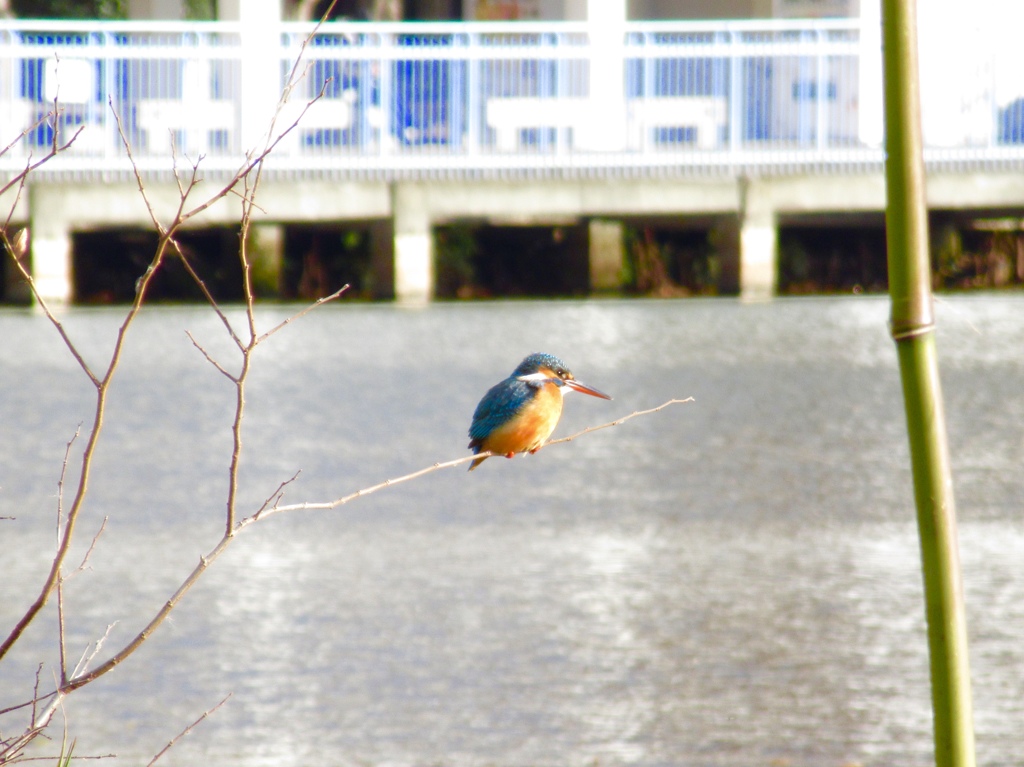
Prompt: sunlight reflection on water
<box><xmin>1</xmin><ymin>296</ymin><xmax>1023</xmax><ymax>767</ymax></box>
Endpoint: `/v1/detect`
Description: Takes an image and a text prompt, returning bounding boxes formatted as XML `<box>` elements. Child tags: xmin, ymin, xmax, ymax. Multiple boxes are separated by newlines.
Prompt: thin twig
<box><xmin>56</xmin><ymin>428</ymin><xmax>80</xmax><ymax>543</ymax></box>
<box><xmin>72</xmin><ymin>518</ymin><xmax>109</xmax><ymax>575</ymax></box>
<box><xmin>0</xmin><ymin>189</ymin><xmax>180</xmax><ymax>660</ymax></box>
<box><xmin>109</xmin><ymin>97</ymin><xmax>165</xmax><ymax>236</ymax></box>
<box><xmin>0</xmin><ymin>666</ymin><xmax>61</xmax><ymax>762</ymax></box>
<box><xmin>49</xmin><ymin>10</ymin><xmax>349</xmax><ymax>695</ymax></box>
<box><xmin>0</xmin><ymin>233</ymin><xmax>99</xmax><ymax>386</ymax></box>
<box><xmin>219</xmin><ymin>4</ymin><xmax>338</xmax><ymax>536</ymax></box>
<box><xmin>54</xmin><ymin>398</ymin><xmax>689</xmax><ymax>696</ymax></box>
<box><xmin>0</xmin><ymin>108</ymin><xmax>101</xmax><ymax>664</ymax></box>
<box><xmin>256</xmin><ymin>285</ymin><xmax>350</xmax><ymax>344</ymax></box>
<box><xmin>253</xmin><ymin>398</ymin><xmax>695</xmax><ymax>521</ymax></box>
<box><xmin>0</xmin><ymin>110</ymin><xmax>53</xmax><ymax>158</ymax></box>
<box><xmin>0</xmin><ymin>94</ymin><xmax>182</xmax><ymax>659</ymax></box>
<box><xmin>70</xmin><ymin>623</ymin><xmax>118</xmax><ymax>681</ymax></box>
<box><xmin>8</xmin><ymin>754</ymin><xmax>116</xmax><ymax>763</ymax></box>
<box><xmin>546</xmin><ymin>397</ymin><xmax>694</xmax><ymax>446</ymax></box>
<box><xmin>254</xmin><ymin>472</ymin><xmax>302</xmax><ymax>519</ymax></box>
<box><xmin>173</xmin><ymin>238</ymin><xmax>244</xmax><ymax>352</ymax></box>
<box><xmin>145</xmin><ymin>694</ymin><xmax>232</xmax><ymax>767</ymax></box>
<box><xmin>57</xmin><ymin>570</ymin><xmax>67</xmax><ymax>685</ymax></box>
<box><xmin>185</xmin><ymin>330</ymin><xmax>236</xmax><ymax>381</ymax></box>
<box><xmin>0</xmin><ymin>116</ymin><xmax>83</xmax><ymax>201</ymax></box>
<box><xmin>173</xmin><ymin>76</ymin><xmax>329</xmax><ymax>231</ymax></box>
<box><xmin>31</xmin><ymin>662</ymin><xmax>43</xmax><ymax>730</ymax></box>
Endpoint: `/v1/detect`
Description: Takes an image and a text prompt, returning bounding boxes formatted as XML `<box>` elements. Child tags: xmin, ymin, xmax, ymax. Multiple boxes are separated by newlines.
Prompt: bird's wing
<box><xmin>468</xmin><ymin>378</ymin><xmax>532</xmax><ymax>444</ymax></box>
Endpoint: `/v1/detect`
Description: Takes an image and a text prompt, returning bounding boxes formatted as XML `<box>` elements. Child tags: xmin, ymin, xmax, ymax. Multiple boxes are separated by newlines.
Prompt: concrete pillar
<box><xmin>248</xmin><ymin>223</ymin><xmax>285</xmax><ymax>297</ymax></box>
<box><xmin>588</xmin><ymin>219</ymin><xmax>624</xmax><ymax>291</ymax></box>
<box><xmin>126</xmin><ymin>0</ymin><xmax>184</xmax><ymax>19</ymax></box>
<box><xmin>28</xmin><ymin>186</ymin><xmax>74</xmax><ymax>304</ymax></box>
<box><xmin>740</xmin><ymin>216</ymin><xmax>777</xmax><ymax>300</ymax></box>
<box><xmin>392</xmin><ymin>184</ymin><xmax>433</xmax><ymax>303</ymax></box>
<box><xmin>738</xmin><ymin>178</ymin><xmax>778</xmax><ymax>300</ymax></box>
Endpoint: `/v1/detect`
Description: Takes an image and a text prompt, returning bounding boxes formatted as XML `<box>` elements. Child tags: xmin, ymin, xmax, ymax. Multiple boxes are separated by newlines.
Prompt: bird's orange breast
<box><xmin>478</xmin><ymin>381</ymin><xmax>564</xmax><ymax>456</ymax></box>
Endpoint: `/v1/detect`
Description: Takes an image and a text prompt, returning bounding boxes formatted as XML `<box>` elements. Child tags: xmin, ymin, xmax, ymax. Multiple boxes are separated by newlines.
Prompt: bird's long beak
<box><xmin>564</xmin><ymin>379</ymin><xmax>612</xmax><ymax>400</ymax></box>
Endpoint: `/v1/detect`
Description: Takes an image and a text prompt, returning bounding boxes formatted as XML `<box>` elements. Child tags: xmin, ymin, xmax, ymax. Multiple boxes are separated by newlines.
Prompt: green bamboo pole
<box><xmin>881</xmin><ymin>2</ymin><xmax>976</xmax><ymax>766</ymax></box>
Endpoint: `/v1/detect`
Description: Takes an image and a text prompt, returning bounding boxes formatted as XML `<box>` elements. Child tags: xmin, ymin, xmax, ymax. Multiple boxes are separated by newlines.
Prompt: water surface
<box><xmin>1</xmin><ymin>296</ymin><xmax>1022</xmax><ymax>766</ymax></box>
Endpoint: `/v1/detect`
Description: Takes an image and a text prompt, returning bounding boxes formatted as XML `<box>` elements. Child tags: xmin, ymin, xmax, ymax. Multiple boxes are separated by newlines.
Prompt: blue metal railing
<box><xmin>2</xmin><ymin>18</ymin><xmax>1023</xmax><ymax>182</ymax></box>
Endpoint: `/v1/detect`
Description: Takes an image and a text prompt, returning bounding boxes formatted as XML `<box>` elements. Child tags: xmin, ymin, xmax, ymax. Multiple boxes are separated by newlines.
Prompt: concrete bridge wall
<box><xmin>10</xmin><ymin>170</ymin><xmax>1024</xmax><ymax>304</ymax></box>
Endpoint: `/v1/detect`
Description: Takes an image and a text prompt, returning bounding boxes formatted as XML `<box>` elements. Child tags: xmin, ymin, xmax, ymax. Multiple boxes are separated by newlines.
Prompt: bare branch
<box><xmin>256</xmin><ymin>285</ymin><xmax>350</xmax><ymax>344</ymax></box>
<box><xmin>11</xmin><ymin>753</ymin><xmax>116</xmax><ymax>763</ymax></box>
<box><xmin>70</xmin><ymin>622</ymin><xmax>118</xmax><ymax>681</ymax></box>
<box><xmin>57</xmin><ymin>569</ymin><xmax>67</xmax><ymax>685</ymax></box>
<box><xmin>61</xmin><ymin>537</ymin><xmax>232</xmax><ymax>693</ymax></box>
<box><xmin>172</xmin><ymin>80</ymin><xmax>327</xmax><ymax>231</ymax></box>
<box><xmin>254</xmin><ymin>471</ymin><xmax>302</xmax><ymax>519</ymax></box>
<box><xmin>4</xmin><ymin>5</ymin><xmax>690</xmax><ymax>759</ymax></box>
<box><xmin>258</xmin><ymin>0</ymin><xmax>339</xmax><ymax>163</ymax></box>
<box><xmin>0</xmin><ymin>176</ymin><xmax>179</xmax><ymax>655</ymax></box>
<box><xmin>0</xmin><ymin>114</ymin><xmax>83</xmax><ymax>201</ymax></box>
<box><xmin>0</xmin><ymin>113</ymin><xmax>46</xmax><ymax>157</ymax></box>
<box><xmin>72</xmin><ymin>518</ymin><xmax>109</xmax><ymax>576</ymax></box>
<box><xmin>0</xmin><ymin>231</ymin><xmax>100</xmax><ymax>386</ymax></box>
<box><xmin>0</xmin><ymin>665</ymin><xmax>60</xmax><ymax>762</ymax></box>
<box><xmin>108</xmin><ymin>98</ymin><xmax>166</xmax><ymax>236</ymax></box>
<box><xmin>55</xmin><ymin>399</ymin><xmax>690</xmax><ymax>696</ymax></box>
<box><xmin>56</xmin><ymin>509</ymin><xmax>109</xmax><ymax>684</ymax></box>
<box><xmin>49</xmin><ymin>70</ymin><xmax>61</xmax><ymax>154</ymax></box>
<box><xmin>32</xmin><ymin>662</ymin><xmax>43</xmax><ymax>728</ymax></box>
<box><xmin>185</xmin><ymin>331</ymin><xmax>236</xmax><ymax>381</ymax></box>
<box><xmin>172</xmin><ymin>3</ymin><xmax>338</xmax><ymax>233</ymax></box>
<box><xmin>215</xmin><ymin>13</ymin><xmax>339</xmax><ymax>537</ymax></box>
<box><xmin>0</xmin><ymin>685</ymin><xmax>52</xmax><ymax>720</ymax></box>
<box><xmin>172</xmin><ymin>238</ymin><xmax>244</xmax><ymax>352</ymax></box>
<box><xmin>145</xmin><ymin>694</ymin><xmax>232</xmax><ymax>767</ymax></box>
<box><xmin>56</xmin><ymin>427</ymin><xmax>81</xmax><ymax>542</ymax></box>
<box><xmin>546</xmin><ymin>397</ymin><xmax>694</xmax><ymax>446</ymax></box>
<box><xmin>254</xmin><ymin>398</ymin><xmax>695</xmax><ymax>521</ymax></box>
<box><xmin>0</xmin><ymin>228</ymin><xmax>178</xmax><ymax>660</ymax></box>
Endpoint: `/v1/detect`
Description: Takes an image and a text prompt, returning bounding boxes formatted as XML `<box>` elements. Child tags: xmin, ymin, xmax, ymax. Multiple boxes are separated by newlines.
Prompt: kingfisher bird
<box><xmin>467</xmin><ymin>352</ymin><xmax>612</xmax><ymax>471</ymax></box>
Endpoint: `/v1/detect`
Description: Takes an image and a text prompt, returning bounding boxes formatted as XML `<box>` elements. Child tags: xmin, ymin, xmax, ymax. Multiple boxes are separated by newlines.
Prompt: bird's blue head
<box><xmin>513</xmin><ymin>353</ymin><xmax>571</xmax><ymax>378</ymax></box>
<box><xmin>512</xmin><ymin>353</ymin><xmax>612</xmax><ymax>400</ymax></box>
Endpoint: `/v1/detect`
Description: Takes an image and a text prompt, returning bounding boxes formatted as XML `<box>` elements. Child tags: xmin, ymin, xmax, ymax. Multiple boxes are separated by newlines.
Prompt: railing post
<box><xmin>222</xmin><ymin>0</ymin><xmax>281</xmax><ymax>153</ymax></box>
<box><xmin>816</xmin><ymin>27</ymin><xmax>828</xmax><ymax>151</ymax></box>
<box><xmin>0</xmin><ymin>17</ymin><xmax>904</xmax><ymax>181</ymax></box>
<box><xmin>859</xmin><ymin>2</ymin><xmax>885</xmax><ymax>148</ymax></box>
<box><xmin>728</xmin><ymin>28</ymin><xmax>743</xmax><ymax>157</ymax></box>
<box><xmin>377</xmin><ymin>29</ymin><xmax>392</xmax><ymax>158</ymax></box>
<box><xmin>101</xmin><ymin>30</ymin><xmax>116</xmax><ymax>161</ymax></box>
<box><xmin>464</xmin><ymin>28</ymin><xmax>480</xmax><ymax>156</ymax></box>
<box><xmin>553</xmin><ymin>29</ymin><xmax>570</xmax><ymax>155</ymax></box>
<box><xmin>359</xmin><ymin>43</ymin><xmax>371</xmax><ymax>153</ymax></box>
<box><xmin>580</xmin><ymin>0</ymin><xmax>627</xmax><ymax>152</ymax></box>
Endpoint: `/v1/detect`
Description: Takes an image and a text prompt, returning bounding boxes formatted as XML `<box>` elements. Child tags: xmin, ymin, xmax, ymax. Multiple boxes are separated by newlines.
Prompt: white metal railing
<box><xmin>2</xmin><ymin>18</ymin><xmax>1024</xmax><ymax>183</ymax></box>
